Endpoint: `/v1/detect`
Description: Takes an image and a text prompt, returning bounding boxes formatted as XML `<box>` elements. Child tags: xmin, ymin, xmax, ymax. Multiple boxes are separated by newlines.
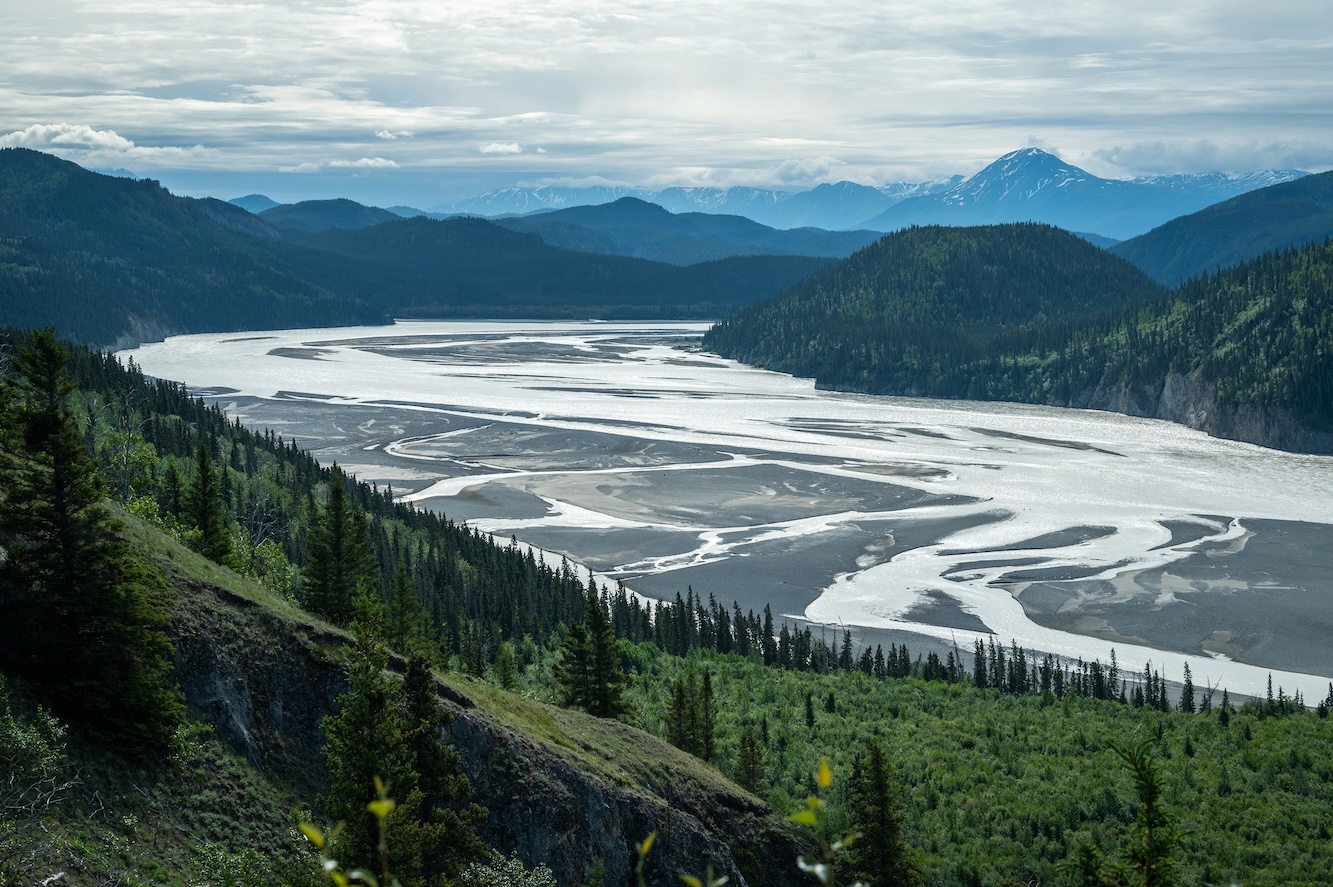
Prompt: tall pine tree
<box><xmin>183</xmin><ymin>439</ymin><xmax>233</xmax><ymax>565</ymax></box>
<box><xmin>846</xmin><ymin>739</ymin><xmax>921</xmax><ymax>887</ymax></box>
<box><xmin>303</xmin><ymin>472</ymin><xmax>378</xmax><ymax>625</ymax></box>
<box><xmin>0</xmin><ymin>329</ymin><xmax>179</xmax><ymax>750</ymax></box>
<box><xmin>554</xmin><ymin>588</ymin><xmax>629</xmax><ymax>719</ymax></box>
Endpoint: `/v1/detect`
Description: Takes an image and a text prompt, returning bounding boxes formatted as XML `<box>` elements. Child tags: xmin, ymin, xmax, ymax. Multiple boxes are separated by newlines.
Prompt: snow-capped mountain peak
<box><xmin>941</xmin><ymin>148</ymin><xmax>1097</xmax><ymax>207</ymax></box>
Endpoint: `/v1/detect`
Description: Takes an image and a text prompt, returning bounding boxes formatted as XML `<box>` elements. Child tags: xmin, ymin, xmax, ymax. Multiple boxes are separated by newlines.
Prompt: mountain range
<box><xmin>0</xmin><ymin>149</ymin><xmax>827</xmax><ymax>345</ymax></box>
<box><xmin>386</xmin><ymin>149</ymin><xmax>1306</xmax><ymax>237</ymax></box>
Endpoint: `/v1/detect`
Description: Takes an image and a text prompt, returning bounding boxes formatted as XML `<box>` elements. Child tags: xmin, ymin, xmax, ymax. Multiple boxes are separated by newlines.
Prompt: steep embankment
<box><xmin>154</xmin><ymin>521</ymin><xmax>804</xmax><ymax>887</ymax></box>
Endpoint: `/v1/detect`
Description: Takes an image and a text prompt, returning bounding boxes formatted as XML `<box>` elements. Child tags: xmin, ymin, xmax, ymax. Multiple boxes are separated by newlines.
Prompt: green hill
<box><xmin>495</xmin><ymin>196</ymin><xmax>882</xmax><ymax>265</ymax></box>
<box><xmin>0</xmin><ymin>151</ymin><xmax>830</xmax><ymax>339</ymax></box>
<box><xmin>0</xmin><ymin>148</ymin><xmax>388</xmax><ymax>346</ymax></box>
<box><xmin>706</xmin><ymin>222</ymin><xmax>1333</xmax><ymax>451</ymax></box>
<box><xmin>704</xmin><ymin>223</ymin><xmax>1164</xmax><ymax>396</ymax></box>
<box><xmin>291</xmin><ymin>215</ymin><xmax>831</xmax><ymax>318</ymax></box>
<box><xmin>1111</xmin><ymin>170</ymin><xmax>1333</xmax><ymax>285</ymax></box>
<box><xmin>258</xmin><ymin>198</ymin><xmax>405</xmax><ymax>238</ymax></box>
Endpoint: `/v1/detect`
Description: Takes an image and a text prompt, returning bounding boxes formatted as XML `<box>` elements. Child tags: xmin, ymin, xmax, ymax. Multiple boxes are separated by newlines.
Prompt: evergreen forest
<box><xmin>2</xmin><ymin>327</ymin><xmax>1333</xmax><ymax>886</ymax></box>
<box><xmin>705</xmin><ymin>225</ymin><xmax>1333</xmax><ymax>439</ymax></box>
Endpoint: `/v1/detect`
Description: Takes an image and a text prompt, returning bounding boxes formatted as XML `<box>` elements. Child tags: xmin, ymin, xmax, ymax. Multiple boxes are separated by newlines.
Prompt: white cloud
<box><xmin>1</xmin><ymin>0</ymin><xmax>1329</xmax><ymax>199</ymax></box>
<box><xmin>0</xmin><ymin>123</ymin><xmax>209</xmax><ymax>164</ymax></box>
<box><xmin>523</xmin><ymin>174</ymin><xmax>633</xmax><ymax>188</ymax></box>
<box><xmin>0</xmin><ymin>123</ymin><xmax>135</xmax><ymax>151</ymax></box>
<box><xmin>280</xmin><ymin>157</ymin><xmax>399</xmax><ymax>172</ymax></box>
<box><xmin>771</xmin><ymin>156</ymin><xmax>847</xmax><ymax>185</ymax></box>
<box><xmin>329</xmin><ymin>157</ymin><xmax>399</xmax><ymax>168</ymax></box>
<box><xmin>1094</xmin><ymin>139</ymin><xmax>1333</xmax><ymax>175</ymax></box>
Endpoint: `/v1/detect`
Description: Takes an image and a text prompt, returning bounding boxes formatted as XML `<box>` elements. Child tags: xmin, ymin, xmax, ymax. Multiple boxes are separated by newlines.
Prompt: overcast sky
<box><xmin>1</xmin><ymin>0</ymin><xmax>1330</xmax><ymax>206</ymax></box>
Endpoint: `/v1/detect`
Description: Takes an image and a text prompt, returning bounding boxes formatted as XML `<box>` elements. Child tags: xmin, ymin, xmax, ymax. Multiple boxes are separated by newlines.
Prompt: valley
<box><xmin>123</xmin><ymin>321</ymin><xmax>1333</xmax><ymax>701</ymax></box>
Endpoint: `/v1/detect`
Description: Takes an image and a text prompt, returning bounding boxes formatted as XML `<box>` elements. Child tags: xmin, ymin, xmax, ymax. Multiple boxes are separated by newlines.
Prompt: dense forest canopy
<box><xmin>706</xmin><ymin>223</ymin><xmax>1333</xmax><ymax>438</ymax></box>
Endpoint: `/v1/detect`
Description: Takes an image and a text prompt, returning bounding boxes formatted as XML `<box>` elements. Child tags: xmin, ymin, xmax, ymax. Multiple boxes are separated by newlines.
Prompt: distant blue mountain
<box><xmin>1111</xmin><ymin>169</ymin><xmax>1333</xmax><ymax>285</ymax></box>
<box><xmin>495</xmin><ymin>197</ymin><xmax>883</xmax><ymax>265</ymax></box>
<box><xmin>256</xmin><ymin>198</ymin><xmax>402</xmax><ymax>239</ymax></box>
<box><xmin>228</xmin><ymin>193</ymin><xmax>281</xmax><ymax>213</ymax></box>
<box><xmin>433</xmin><ymin>151</ymin><xmax>1307</xmax><ymax>239</ymax></box>
<box><xmin>857</xmin><ymin>149</ymin><xmax>1309</xmax><ymax>240</ymax></box>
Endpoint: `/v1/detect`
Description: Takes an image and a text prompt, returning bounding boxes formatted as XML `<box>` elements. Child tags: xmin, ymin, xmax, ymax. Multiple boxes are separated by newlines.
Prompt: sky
<box><xmin>1</xmin><ymin>0</ymin><xmax>1330</xmax><ymax>208</ymax></box>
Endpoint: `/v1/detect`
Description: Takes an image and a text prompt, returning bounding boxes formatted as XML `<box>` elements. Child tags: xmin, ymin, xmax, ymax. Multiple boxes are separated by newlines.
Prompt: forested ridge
<box><xmin>706</xmin><ymin>224</ymin><xmax>1333</xmax><ymax>440</ymax></box>
<box><xmin>4</xmin><ymin>329</ymin><xmax>1333</xmax><ymax>886</ymax></box>
<box><xmin>0</xmin><ymin>148</ymin><xmax>389</xmax><ymax>346</ymax></box>
<box><xmin>0</xmin><ymin>149</ymin><xmax>830</xmax><ymax>346</ymax></box>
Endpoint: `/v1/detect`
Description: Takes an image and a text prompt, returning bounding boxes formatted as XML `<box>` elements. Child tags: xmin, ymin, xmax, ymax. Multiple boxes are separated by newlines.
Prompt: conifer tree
<box><xmin>0</xmin><ymin>329</ymin><xmax>179</xmax><ymax>749</ymax></box>
<box><xmin>322</xmin><ymin>639</ymin><xmax>485</xmax><ymax>885</ymax></box>
<box><xmin>846</xmin><ymin>739</ymin><xmax>921</xmax><ymax>887</ymax></box>
<box><xmin>554</xmin><ymin>590</ymin><xmax>628</xmax><ymax>718</ymax></box>
<box><xmin>735</xmin><ymin>724</ymin><xmax>766</xmax><ymax>794</ymax></box>
<box><xmin>303</xmin><ymin>473</ymin><xmax>379</xmax><ymax>625</ymax></box>
<box><xmin>184</xmin><ymin>439</ymin><xmax>234</xmax><ymax>565</ymax></box>
<box><xmin>386</xmin><ymin>562</ymin><xmax>428</xmax><ymax>652</ymax></box>
<box><xmin>1178</xmin><ymin>664</ymin><xmax>1195</xmax><ymax>714</ymax></box>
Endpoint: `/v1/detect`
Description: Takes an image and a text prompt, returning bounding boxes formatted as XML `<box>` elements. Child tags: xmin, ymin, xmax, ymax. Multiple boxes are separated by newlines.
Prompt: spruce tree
<box><xmin>1178</xmin><ymin>664</ymin><xmax>1195</xmax><ymax>714</ymax></box>
<box><xmin>846</xmin><ymin>739</ymin><xmax>921</xmax><ymax>887</ymax></box>
<box><xmin>183</xmin><ymin>440</ymin><xmax>234</xmax><ymax>565</ymax></box>
<box><xmin>386</xmin><ymin>562</ymin><xmax>428</xmax><ymax>652</ymax></box>
<box><xmin>401</xmin><ymin>652</ymin><xmax>487</xmax><ymax>880</ymax></box>
<box><xmin>554</xmin><ymin>590</ymin><xmax>628</xmax><ymax>718</ymax></box>
<box><xmin>0</xmin><ymin>329</ymin><xmax>179</xmax><ymax>750</ymax></box>
<box><xmin>303</xmin><ymin>473</ymin><xmax>379</xmax><ymax>625</ymax></box>
<box><xmin>735</xmin><ymin>725</ymin><xmax>766</xmax><ymax>794</ymax></box>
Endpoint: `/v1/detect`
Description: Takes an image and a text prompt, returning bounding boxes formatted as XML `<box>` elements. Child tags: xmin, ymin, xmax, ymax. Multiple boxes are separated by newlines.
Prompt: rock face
<box><xmin>1069</xmin><ymin>371</ymin><xmax>1333</xmax><ymax>454</ymax></box>
<box><xmin>168</xmin><ymin>580</ymin><xmax>805</xmax><ymax>887</ymax></box>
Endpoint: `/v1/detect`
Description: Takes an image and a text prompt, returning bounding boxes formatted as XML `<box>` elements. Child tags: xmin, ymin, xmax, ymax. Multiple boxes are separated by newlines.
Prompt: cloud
<box><xmin>0</xmin><ymin>123</ymin><xmax>208</xmax><ymax>164</ymax></box>
<box><xmin>0</xmin><ymin>123</ymin><xmax>135</xmax><ymax>151</ymax></box>
<box><xmin>480</xmin><ymin>142</ymin><xmax>523</xmax><ymax>155</ymax></box>
<box><xmin>375</xmin><ymin>130</ymin><xmax>413</xmax><ymax>140</ymax></box>
<box><xmin>329</xmin><ymin>157</ymin><xmax>399</xmax><ymax>168</ymax></box>
<box><xmin>1094</xmin><ymin>139</ymin><xmax>1333</xmax><ymax>175</ymax></box>
<box><xmin>522</xmin><ymin>174</ymin><xmax>633</xmax><ymax>188</ymax></box>
<box><xmin>281</xmin><ymin>157</ymin><xmax>399</xmax><ymax>173</ymax></box>
<box><xmin>771</xmin><ymin>156</ymin><xmax>847</xmax><ymax>185</ymax></box>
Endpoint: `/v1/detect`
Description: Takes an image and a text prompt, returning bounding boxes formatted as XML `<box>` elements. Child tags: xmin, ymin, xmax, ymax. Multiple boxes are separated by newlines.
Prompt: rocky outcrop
<box><xmin>1070</xmin><ymin>371</ymin><xmax>1333</xmax><ymax>453</ymax></box>
<box><xmin>168</xmin><ymin>579</ymin><xmax>805</xmax><ymax>887</ymax></box>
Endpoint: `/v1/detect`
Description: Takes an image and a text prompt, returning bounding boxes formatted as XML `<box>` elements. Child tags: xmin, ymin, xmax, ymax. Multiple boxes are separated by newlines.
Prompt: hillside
<box><xmin>494</xmin><ymin>197</ymin><xmax>882</xmax><ymax>265</ymax></box>
<box><xmin>289</xmin><ymin>215</ymin><xmax>831</xmax><ymax>318</ymax></box>
<box><xmin>1111</xmin><ymin>169</ymin><xmax>1333</xmax><ymax>285</ymax></box>
<box><xmin>704</xmin><ymin>223</ymin><xmax>1164</xmax><ymax>396</ymax></box>
<box><xmin>0</xmin><ymin>148</ymin><xmax>388</xmax><ymax>346</ymax></box>
<box><xmin>7</xmin><ymin>331</ymin><xmax>1333</xmax><ymax>885</ymax></box>
<box><xmin>258</xmin><ymin>198</ymin><xmax>405</xmax><ymax>239</ymax></box>
<box><xmin>706</xmin><ymin>224</ymin><xmax>1333</xmax><ymax>451</ymax></box>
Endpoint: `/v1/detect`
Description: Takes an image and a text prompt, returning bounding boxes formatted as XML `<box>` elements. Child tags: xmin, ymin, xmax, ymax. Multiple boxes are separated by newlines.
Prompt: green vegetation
<box><xmin>704</xmin><ymin>223</ymin><xmax>1165</xmax><ymax>397</ymax></box>
<box><xmin>1111</xmin><ymin>169</ymin><xmax>1333</xmax><ymax>285</ymax></box>
<box><xmin>0</xmin><ymin>330</ymin><xmax>180</xmax><ymax>750</ymax></box>
<box><xmin>4</xmin><ymin>327</ymin><xmax>1333</xmax><ymax>886</ymax></box>
<box><xmin>707</xmin><ymin>225</ymin><xmax>1333</xmax><ymax>440</ymax></box>
<box><xmin>0</xmin><ymin>148</ymin><xmax>387</xmax><ymax>346</ymax></box>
